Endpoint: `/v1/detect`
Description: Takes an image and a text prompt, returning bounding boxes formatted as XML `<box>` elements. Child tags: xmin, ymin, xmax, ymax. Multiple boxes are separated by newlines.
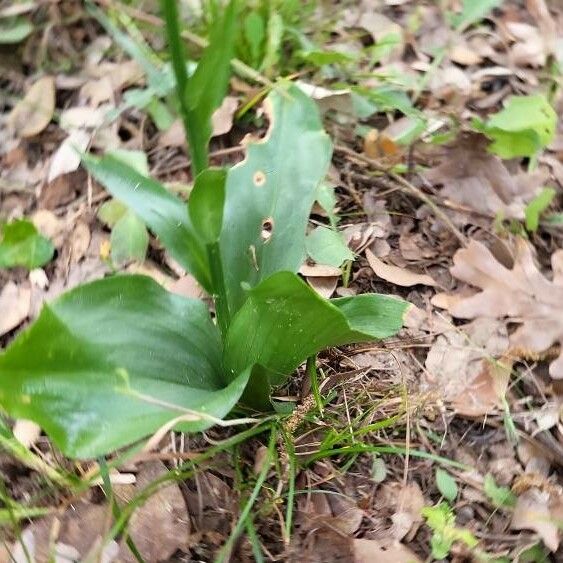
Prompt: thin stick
<box><xmin>335</xmin><ymin>145</ymin><xmax>467</xmax><ymax>246</ymax></box>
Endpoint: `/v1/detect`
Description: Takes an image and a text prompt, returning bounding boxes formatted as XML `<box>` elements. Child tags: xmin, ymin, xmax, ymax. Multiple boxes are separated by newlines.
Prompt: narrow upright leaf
<box><xmin>162</xmin><ymin>0</ymin><xmax>236</xmax><ymax>174</ymax></box>
<box><xmin>82</xmin><ymin>154</ymin><xmax>212</xmax><ymax>291</ymax></box>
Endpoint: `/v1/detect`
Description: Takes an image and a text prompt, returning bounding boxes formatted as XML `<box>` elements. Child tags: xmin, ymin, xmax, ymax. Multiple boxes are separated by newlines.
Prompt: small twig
<box><xmin>334</xmin><ymin>145</ymin><xmax>467</xmax><ymax>246</ymax></box>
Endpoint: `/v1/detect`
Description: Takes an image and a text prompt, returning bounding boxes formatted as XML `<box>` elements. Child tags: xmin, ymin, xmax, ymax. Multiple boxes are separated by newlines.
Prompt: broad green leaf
<box><xmin>82</xmin><ymin>154</ymin><xmax>212</xmax><ymax>291</ymax></box>
<box><xmin>525</xmin><ymin>187</ymin><xmax>556</xmax><ymax>232</ymax></box>
<box><xmin>0</xmin><ymin>275</ymin><xmax>249</xmax><ymax>458</ymax></box>
<box><xmin>189</xmin><ymin>168</ymin><xmax>227</xmax><ymax>244</ymax></box>
<box><xmin>306</xmin><ymin>226</ymin><xmax>354</xmax><ymax>267</ymax></box>
<box><xmin>316</xmin><ymin>183</ymin><xmax>339</xmax><ymax>227</ymax></box>
<box><xmin>435</xmin><ymin>468</ymin><xmax>458</xmax><ymax>502</ymax></box>
<box><xmin>451</xmin><ymin>0</ymin><xmax>502</xmax><ymax>31</ymax></box>
<box><xmin>98</xmin><ymin>199</ymin><xmax>127</xmax><ymax>228</ymax></box>
<box><xmin>224</xmin><ymin>271</ymin><xmax>408</xmax><ymax>408</ymax></box>
<box><xmin>483</xmin><ymin>474</ymin><xmax>516</xmax><ymax>508</ymax></box>
<box><xmin>220</xmin><ymin>84</ymin><xmax>332</xmax><ymax>313</ymax></box>
<box><xmin>182</xmin><ymin>0</ymin><xmax>236</xmax><ymax>173</ymax></box>
<box><xmin>475</xmin><ymin>95</ymin><xmax>557</xmax><ymax>158</ymax></box>
<box><xmin>0</xmin><ymin>17</ymin><xmax>33</xmax><ymax>44</ymax></box>
<box><xmin>111</xmin><ymin>211</ymin><xmax>149</xmax><ymax>265</ymax></box>
<box><xmin>146</xmin><ymin>98</ymin><xmax>175</xmax><ymax>130</ymax></box>
<box><xmin>0</xmin><ymin>220</ymin><xmax>54</xmax><ymax>270</ymax></box>
<box><xmin>107</xmin><ymin>148</ymin><xmax>149</xmax><ymax>176</ymax></box>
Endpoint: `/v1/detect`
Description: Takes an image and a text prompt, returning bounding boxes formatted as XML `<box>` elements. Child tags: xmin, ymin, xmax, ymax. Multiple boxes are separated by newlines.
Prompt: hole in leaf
<box><xmin>261</xmin><ymin>217</ymin><xmax>274</xmax><ymax>243</ymax></box>
<box><xmin>253</xmin><ymin>170</ymin><xmax>266</xmax><ymax>187</ymax></box>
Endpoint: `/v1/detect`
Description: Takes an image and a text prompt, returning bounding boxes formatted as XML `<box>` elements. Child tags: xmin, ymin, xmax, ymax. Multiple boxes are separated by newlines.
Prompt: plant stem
<box><xmin>207</xmin><ymin>241</ymin><xmax>230</xmax><ymax>337</ymax></box>
<box><xmin>215</xmin><ymin>427</ymin><xmax>276</xmax><ymax>563</ymax></box>
<box><xmin>160</xmin><ymin>0</ymin><xmax>207</xmax><ymax>176</ymax></box>
<box><xmin>306</xmin><ymin>355</ymin><xmax>323</xmax><ymax>415</ymax></box>
<box><xmin>0</xmin><ymin>430</ymin><xmax>74</xmax><ymax>489</ymax></box>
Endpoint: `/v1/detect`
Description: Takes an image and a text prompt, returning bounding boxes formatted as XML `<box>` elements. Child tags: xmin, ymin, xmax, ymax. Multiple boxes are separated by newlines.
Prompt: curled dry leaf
<box><xmin>8</xmin><ymin>76</ymin><xmax>55</xmax><ymax>138</ymax></box>
<box><xmin>48</xmin><ymin>129</ymin><xmax>91</xmax><ymax>183</ymax></box>
<box><xmin>445</xmin><ymin>239</ymin><xmax>563</xmax><ymax>379</ymax></box>
<box><xmin>366</xmin><ymin>248</ymin><xmax>437</xmax><ymax>287</ymax></box>
<box><xmin>353</xmin><ymin>538</ymin><xmax>422</xmax><ymax>563</ymax></box>
<box><xmin>159</xmin><ymin>96</ymin><xmax>239</xmax><ymax>148</ymax></box>
<box><xmin>424</xmin><ymin>133</ymin><xmax>545</xmax><ymax>221</ymax></box>
<box><xmin>306</xmin><ymin>275</ymin><xmax>338</xmax><ymax>298</ymax></box>
<box><xmin>424</xmin><ymin>318</ymin><xmax>511</xmax><ymax>416</ymax></box>
<box><xmin>511</xmin><ymin>487</ymin><xmax>562</xmax><ymax>551</ymax></box>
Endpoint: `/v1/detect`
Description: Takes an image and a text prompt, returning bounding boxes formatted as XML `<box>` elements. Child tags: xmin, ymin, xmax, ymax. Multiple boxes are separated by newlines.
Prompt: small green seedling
<box><xmin>422</xmin><ymin>502</ymin><xmax>478</xmax><ymax>560</ymax></box>
<box><xmin>524</xmin><ymin>187</ymin><xmax>556</xmax><ymax>233</ymax></box>
<box><xmin>435</xmin><ymin>468</ymin><xmax>458</xmax><ymax>502</ymax></box>
<box><xmin>0</xmin><ymin>219</ymin><xmax>54</xmax><ymax>270</ymax></box>
<box><xmin>473</xmin><ymin>94</ymin><xmax>557</xmax><ymax>159</ymax></box>
<box><xmin>483</xmin><ymin>474</ymin><xmax>516</xmax><ymax>509</ymax></box>
<box><xmin>0</xmin><ymin>0</ymin><xmax>407</xmax><ymax>459</ymax></box>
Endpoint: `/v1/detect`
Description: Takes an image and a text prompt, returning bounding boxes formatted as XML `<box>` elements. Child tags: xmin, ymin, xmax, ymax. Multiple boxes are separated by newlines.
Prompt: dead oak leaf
<box><xmin>424</xmin><ymin>318</ymin><xmax>511</xmax><ymax>416</ymax></box>
<box><xmin>445</xmin><ymin>238</ymin><xmax>563</xmax><ymax>379</ymax></box>
<box><xmin>424</xmin><ymin>133</ymin><xmax>546</xmax><ymax>221</ymax></box>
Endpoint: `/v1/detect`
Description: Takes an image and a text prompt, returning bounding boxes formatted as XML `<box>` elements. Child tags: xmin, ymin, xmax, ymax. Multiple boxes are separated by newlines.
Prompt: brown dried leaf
<box><xmin>366</xmin><ymin>249</ymin><xmax>437</xmax><ymax>287</ymax></box>
<box><xmin>446</xmin><ymin>239</ymin><xmax>563</xmax><ymax>379</ymax></box>
<box><xmin>511</xmin><ymin>487</ymin><xmax>561</xmax><ymax>551</ymax></box>
<box><xmin>306</xmin><ymin>275</ymin><xmax>338</xmax><ymax>298</ymax></box>
<box><xmin>353</xmin><ymin>538</ymin><xmax>422</xmax><ymax>563</ymax></box>
<box><xmin>8</xmin><ymin>76</ymin><xmax>55</xmax><ymax>138</ymax></box>
<box><xmin>424</xmin><ymin>133</ymin><xmax>545</xmax><ymax>220</ymax></box>
<box><xmin>424</xmin><ymin>319</ymin><xmax>511</xmax><ymax>416</ymax></box>
<box><xmin>117</xmin><ymin>461</ymin><xmax>190</xmax><ymax>562</ymax></box>
<box><xmin>70</xmin><ymin>221</ymin><xmax>91</xmax><ymax>263</ymax></box>
<box><xmin>159</xmin><ymin>96</ymin><xmax>238</xmax><ymax>148</ymax></box>
<box><xmin>1</xmin><ymin>462</ymin><xmax>188</xmax><ymax>562</ymax></box>
<box><xmin>0</xmin><ymin>281</ymin><xmax>30</xmax><ymax>336</ymax></box>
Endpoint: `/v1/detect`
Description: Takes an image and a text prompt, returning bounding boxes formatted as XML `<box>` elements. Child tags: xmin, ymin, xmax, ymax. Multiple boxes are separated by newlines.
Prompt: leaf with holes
<box><xmin>220</xmin><ymin>83</ymin><xmax>332</xmax><ymax>313</ymax></box>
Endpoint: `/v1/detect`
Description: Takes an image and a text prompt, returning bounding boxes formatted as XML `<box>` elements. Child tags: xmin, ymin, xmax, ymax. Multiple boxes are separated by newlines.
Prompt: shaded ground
<box><xmin>1</xmin><ymin>0</ymin><xmax>563</xmax><ymax>561</ymax></box>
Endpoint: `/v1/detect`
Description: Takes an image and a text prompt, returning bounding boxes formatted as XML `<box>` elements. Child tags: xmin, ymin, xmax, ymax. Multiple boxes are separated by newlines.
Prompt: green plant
<box><xmin>97</xmin><ymin>150</ymin><xmax>150</xmax><ymax>266</ymax></box>
<box><xmin>0</xmin><ymin>219</ymin><xmax>54</xmax><ymax>270</ymax></box>
<box><xmin>0</xmin><ymin>0</ymin><xmax>408</xmax><ymax>459</ymax></box>
<box><xmin>472</xmin><ymin>94</ymin><xmax>557</xmax><ymax>159</ymax></box>
<box><xmin>422</xmin><ymin>502</ymin><xmax>478</xmax><ymax>560</ymax></box>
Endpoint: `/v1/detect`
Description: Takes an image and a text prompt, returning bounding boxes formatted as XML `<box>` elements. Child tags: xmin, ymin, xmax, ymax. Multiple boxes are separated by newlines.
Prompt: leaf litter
<box><xmin>1</xmin><ymin>0</ymin><xmax>563</xmax><ymax>560</ymax></box>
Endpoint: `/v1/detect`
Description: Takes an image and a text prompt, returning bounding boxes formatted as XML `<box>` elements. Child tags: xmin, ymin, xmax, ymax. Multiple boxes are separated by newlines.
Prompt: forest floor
<box><xmin>1</xmin><ymin>0</ymin><xmax>563</xmax><ymax>561</ymax></box>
